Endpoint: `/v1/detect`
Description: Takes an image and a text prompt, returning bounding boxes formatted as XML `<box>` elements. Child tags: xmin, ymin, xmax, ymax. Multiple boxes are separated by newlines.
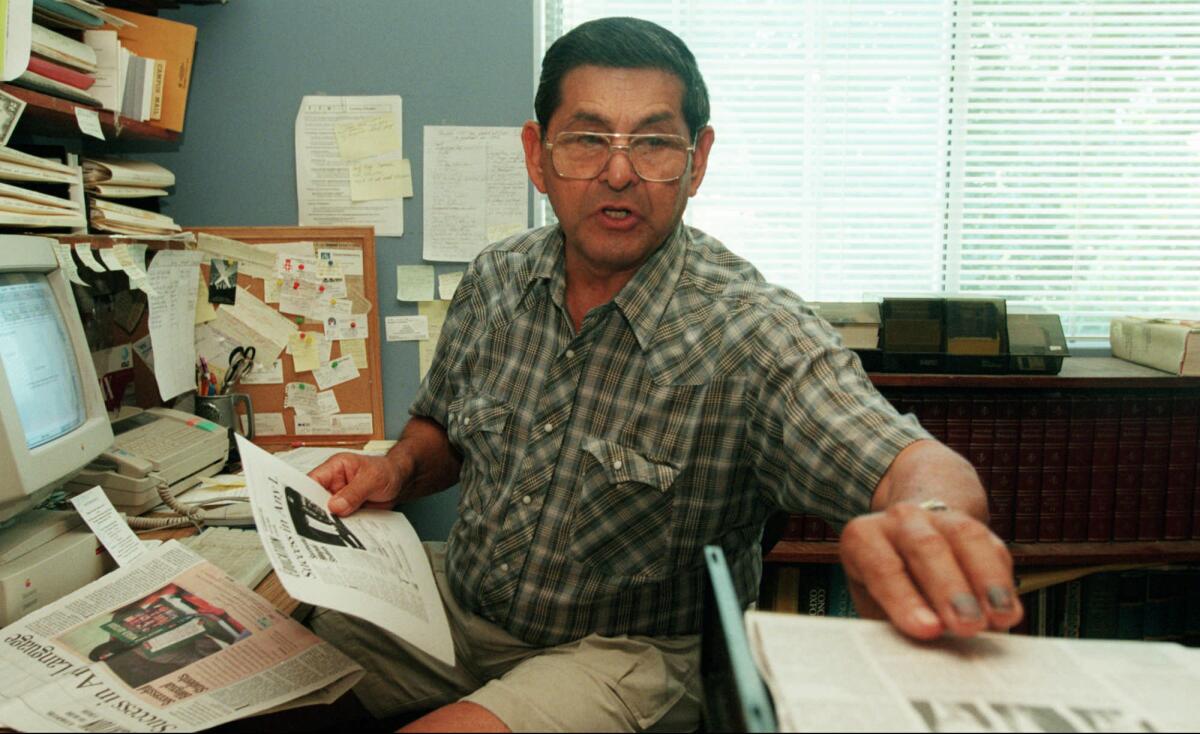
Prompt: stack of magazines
<box><xmin>0</xmin><ymin>145</ymin><xmax>85</xmax><ymax>229</ymax></box>
<box><xmin>82</xmin><ymin>155</ymin><xmax>179</xmax><ymax>235</ymax></box>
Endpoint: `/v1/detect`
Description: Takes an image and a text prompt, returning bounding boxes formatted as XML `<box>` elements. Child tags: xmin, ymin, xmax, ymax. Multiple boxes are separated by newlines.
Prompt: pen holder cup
<box><xmin>195</xmin><ymin>393</ymin><xmax>254</xmax><ymax>466</ymax></box>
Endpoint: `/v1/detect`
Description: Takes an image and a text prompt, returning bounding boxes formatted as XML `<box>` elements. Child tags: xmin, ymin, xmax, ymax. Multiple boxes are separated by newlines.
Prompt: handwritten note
<box><xmin>288</xmin><ymin>331</ymin><xmax>322</xmax><ymax>373</ymax></box>
<box><xmin>423</xmin><ymin>126</ymin><xmax>527</xmax><ymax>262</ymax></box>
<box><xmin>146</xmin><ymin>250</ymin><xmax>202</xmax><ymax>400</ymax></box>
<box><xmin>438</xmin><ymin>271</ymin><xmax>464</xmax><ymax>300</ymax></box>
<box><xmin>396</xmin><ymin>265</ymin><xmax>436</xmax><ymax>301</ymax></box>
<box><xmin>335</xmin><ymin>113</ymin><xmax>402</xmax><ymax>161</ymax></box>
<box><xmin>350</xmin><ymin>158</ymin><xmax>413</xmax><ymax>201</ymax></box>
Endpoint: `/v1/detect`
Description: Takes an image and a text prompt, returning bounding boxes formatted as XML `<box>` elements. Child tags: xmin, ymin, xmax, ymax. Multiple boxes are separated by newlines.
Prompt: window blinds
<box><xmin>542</xmin><ymin>1</ymin><xmax>1200</xmax><ymax>340</ymax></box>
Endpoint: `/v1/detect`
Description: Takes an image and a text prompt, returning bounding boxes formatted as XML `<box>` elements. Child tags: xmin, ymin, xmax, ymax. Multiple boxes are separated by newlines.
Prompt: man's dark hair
<box><xmin>535</xmin><ymin>17</ymin><xmax>710</xmax><ymax>140</ymax></box>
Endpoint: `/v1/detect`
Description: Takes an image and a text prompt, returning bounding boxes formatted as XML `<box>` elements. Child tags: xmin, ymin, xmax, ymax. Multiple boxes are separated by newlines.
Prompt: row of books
<box><xmin>0</xmin><ymin>144</ymin><xmax>178</xmax><ymax>233</ymax></box>
<box><xmin>780</xmin><ymin>387</ymin><xmax>1200</xmax><ymax>544</ymax></box>
<box><xmin>1015</xmin><ymin>567</ymin><xmax>1200</xmax><ymax>646</ymax></box>
<box><xmin>9</xmin><ymin>1</ymin><xmax>196</xmax><ymax>133</ymax></box>
<box><xmin>759</xmin><ymin>563</ymin><xmax>1200</xmax><ymax>647</ymax></box>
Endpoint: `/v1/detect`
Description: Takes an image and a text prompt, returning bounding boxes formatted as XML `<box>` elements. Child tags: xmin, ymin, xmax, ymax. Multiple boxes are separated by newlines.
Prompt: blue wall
<box><xmin>108</xmin><ymin>1</ymin><xmax>536</xmax><ymax>539</ymax></box>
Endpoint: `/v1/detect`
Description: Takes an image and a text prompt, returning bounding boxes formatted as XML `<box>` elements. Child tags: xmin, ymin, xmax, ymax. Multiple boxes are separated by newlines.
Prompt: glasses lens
<box><xmin>551</xmin><ymin>133</ymin><xmax>690</xmax><ymax>181</ymax></box>
<box><xmin>630</xmin><ymin>135</ymin><xmax>689</xmax><ymax>181</ymax></box>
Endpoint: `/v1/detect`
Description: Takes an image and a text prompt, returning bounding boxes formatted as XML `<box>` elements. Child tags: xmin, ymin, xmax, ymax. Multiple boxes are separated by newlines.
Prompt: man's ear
<box><xmin>522</xmin><ymin>121</ymin><xmax>548</xmax><ymax>194</ymax></box>
<box><xmin>685</xmin><ymin>125</ymin><xmax>715</xmax><ymax>198</ymax></box>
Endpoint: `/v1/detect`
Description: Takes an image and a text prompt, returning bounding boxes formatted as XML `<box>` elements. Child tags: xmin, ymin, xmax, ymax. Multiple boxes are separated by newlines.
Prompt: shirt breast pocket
<box><xmin>570</xmin><ymin>438</ymin><xmax>680</xmax><ymax>583</ymax></box>
<box><xmin>447</xmin><ymin>392</ymin><xmax>512</xmax><ymax>512</ymax></box>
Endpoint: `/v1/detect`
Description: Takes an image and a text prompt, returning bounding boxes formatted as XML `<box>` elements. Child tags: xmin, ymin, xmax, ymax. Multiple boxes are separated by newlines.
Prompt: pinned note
<box><xmin>438</xmin><ymin>271</ymin><xmax>464</xmax><ymax>301</ymax></box>
<box><xmin>313</xmin><ymin>357</ymin><xmax>359</xmax><ymax>390</ymax></box>
<box><xmin>288</xmin><ymin>331</ymin><xmax>322</xmax><ymax>373</ymax></box>
<box><xmin>339</xmin><ymin>338</ymin><xmax>368</xmax><ymax>370</ymax></box>
<box><xmin>350</xmin><ymin>159</ymin><xmax>412</xmax><ymax>202</ymax></box>
<box><xmin>335</xmin><ymin>113</ymin><xmax>402</xmax><ymax>161</ymax></box>
<box><xmin>396</xmin><ymin>265</ymin><xmax>436</xmax><ymax>301</ymax></box>
<box><xmin>385</xmin><ymin>315</ymin><xmax>429</xmax><ymax>342</ymax></box>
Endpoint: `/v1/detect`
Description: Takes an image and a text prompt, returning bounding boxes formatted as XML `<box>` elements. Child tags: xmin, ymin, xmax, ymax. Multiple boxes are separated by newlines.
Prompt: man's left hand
<box><xmin>838</xmin><ymin>503</ymin><xmax>1023</xmax><ymax>640</ymax></box>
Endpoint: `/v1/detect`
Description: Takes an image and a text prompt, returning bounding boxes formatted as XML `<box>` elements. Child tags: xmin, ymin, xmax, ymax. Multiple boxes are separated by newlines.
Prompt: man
<box><xmin>309</xmin><ymin>16</ymin><xmax>1022</xmax><ymax>732</ymax></box>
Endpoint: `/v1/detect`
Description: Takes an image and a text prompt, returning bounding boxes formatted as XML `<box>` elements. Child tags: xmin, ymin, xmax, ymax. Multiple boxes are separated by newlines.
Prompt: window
<box><xmin>540</xmin><ymin>1</ymin><xmax>1200</xmax><ymax>340</ymax></box>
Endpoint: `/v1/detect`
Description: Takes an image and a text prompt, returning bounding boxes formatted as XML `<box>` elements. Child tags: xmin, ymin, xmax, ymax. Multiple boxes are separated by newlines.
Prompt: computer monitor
<box><xmin>0</xmin><ymin>235</ymin><xmax>112</xmax><ymax>523</ymax></box>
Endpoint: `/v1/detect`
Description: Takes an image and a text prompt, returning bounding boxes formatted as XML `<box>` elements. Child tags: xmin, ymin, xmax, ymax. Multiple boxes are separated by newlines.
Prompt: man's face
<box><xmin>522</xmin><ymin>65</ymin><xmax>714</xmax><ymax>278</ymax></box>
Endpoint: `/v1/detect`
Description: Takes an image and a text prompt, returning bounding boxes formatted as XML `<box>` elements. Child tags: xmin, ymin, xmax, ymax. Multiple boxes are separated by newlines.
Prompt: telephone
<box><xmin>66</xmin><ymin>407</ymin><xmax>231</xmax><ymax>516</ymax></box>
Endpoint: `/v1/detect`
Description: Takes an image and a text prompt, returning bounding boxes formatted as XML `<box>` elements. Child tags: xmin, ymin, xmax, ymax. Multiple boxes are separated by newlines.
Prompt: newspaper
<box><xmin>745</xmin><ymin>612</ymin><xmax>1200</xmax><ymax>733</ymax></box>
<box><xmin>0</xmin><ymin>541</ymin><xmax>362</xmax><ymax>732</ymax></box>
<box><xmin>235</xmin><ymin>435</ymin><xmax>455</xmax><ymax>666</ymax></box>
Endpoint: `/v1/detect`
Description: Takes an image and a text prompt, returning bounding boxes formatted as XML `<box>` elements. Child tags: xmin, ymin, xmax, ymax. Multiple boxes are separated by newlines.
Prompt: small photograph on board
<box><xmin>208</xmin><ymin>258</ymin><xmax>238</xmax><ymax>304</ymax></box>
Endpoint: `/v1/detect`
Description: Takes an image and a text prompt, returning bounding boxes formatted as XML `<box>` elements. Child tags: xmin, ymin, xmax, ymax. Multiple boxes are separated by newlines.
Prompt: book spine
<box><xmin>26</xmin><ymin>55</ymin><xmax>95</xmax><ymax>90</ymax></box>
<box><xmin>1038</xmin><ymin>395</ymin><xmax>1068</xmax><ymax>541</ymax></box>
<box><xmin>1063</xmin><ymin>393</ymin><xmax>1095</xmax><ymax>542</ymax></box>
<box><xmin>915</xmin><ymin>389</ymin><xmax>947</xmax><ymax>442</ymax></box>
<box><xmin>826</xmin><ymin>564</ymin><xmax>858</xmax><ymax>618</ymax></box>
<box><xmin>1088</xmin><ymin>394</ymin><xmax>1120</xmax><ymax>541</ymax></box>
<box><xmin>1060</xmin><ymin>578</ymin><xmax>1083</xmax><ymax>638</ymax></box>
<box><xmin>1081</xmin><ymin>572</ymin><xmax>1119</xmax><ymax>639</ymax></box>
<box><xmin>1138</xmin><ymin>395</ymin><xmax>1171</xmax><ymax>539</ymax></box>
<box><xmin>802</xmin><ymin>514</ymin><xmax>830</xmax><ymax>541</ymax></box>
<box><xmin>1166</xmin><ymin>395</ymin><xmax>1197</xmax><ymax>540</ymax></box>
<box><xmin>1014</xmin><ymin>395</ymin><xmax>1045</xmax><ymax>543</ymax></box>
<box><xmin>800</xmin><ymin>565</ymin><xmax>829</xmax><ymax>617</ymax></box>
<box><xmin>968</xmin><ymin>394</ymin><xmax>996</xmax><ymax>535</ymax></box>
<box><xmin>989</xmin><ymin>396</ymin><xmax>1019</xmax><ymax>541</ymax></box>
<box><xmin>945</xmin><ymin>392</ymin><xmax>972</xmax><ymax>458</ymax></box>
<box><xmin>1115</xmin><ymin>569</ymin><xmax>1148</xmax><ymax>640</ymax></box>
<box><xmin>1113</xmin><ymin>395</ymin><xmax>1147</xmax><ymax>541</ymax></box>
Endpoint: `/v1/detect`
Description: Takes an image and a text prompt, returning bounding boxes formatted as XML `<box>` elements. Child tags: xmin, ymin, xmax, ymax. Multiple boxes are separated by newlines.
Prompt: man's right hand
<box><xmin>308</xmin><ymin>452</ymin><xmax>410</xmax><ymax>517</ymax></box>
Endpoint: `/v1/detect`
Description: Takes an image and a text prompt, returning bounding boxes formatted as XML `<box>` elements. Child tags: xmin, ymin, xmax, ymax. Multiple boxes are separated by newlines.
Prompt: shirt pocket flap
<box><xmin>581</xmin><ymin>438</ymin><xmax>680</xmax><ymax>492</ymax></box>
<box><xmin>449</xmin><ymin>393</ymin><xmax>512</xmax><ymax>436</ymax></box>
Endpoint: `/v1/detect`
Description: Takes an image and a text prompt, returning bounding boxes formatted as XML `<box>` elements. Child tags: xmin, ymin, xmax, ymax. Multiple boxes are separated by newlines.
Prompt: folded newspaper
<box><xmin>0</xmin><ymin>541</ymin><xmax>362</xmax><ymax>732</ymax></box>
<box><xmin>745</xmin><ymin>611</ymin><xmax>1200</xmax><ymax>733</ymax></box>
<box><xmin>235</xmin><ymin>435</ymin><xmax>455</xmax><ymax>666</ymax></box>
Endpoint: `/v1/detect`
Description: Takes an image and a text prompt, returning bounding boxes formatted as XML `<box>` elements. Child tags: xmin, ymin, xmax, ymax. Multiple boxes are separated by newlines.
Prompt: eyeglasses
<box><xmin>546</xmin><ymin>131</ymin><xmax>694</xmax><ymax>182</ymax></box>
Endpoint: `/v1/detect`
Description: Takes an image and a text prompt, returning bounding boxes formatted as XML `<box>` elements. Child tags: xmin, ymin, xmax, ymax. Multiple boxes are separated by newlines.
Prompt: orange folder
<box><xmin>104</xmin><ymin>7</ymin><xmax>197</xmax><ymax>133</ymax></box>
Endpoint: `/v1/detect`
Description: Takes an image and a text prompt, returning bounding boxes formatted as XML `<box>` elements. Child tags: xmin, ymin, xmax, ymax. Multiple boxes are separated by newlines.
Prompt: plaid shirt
<box><xmin>411</xmin><ymin>224</ymin><xmax>929</xmax><ymax>645</ymax></box>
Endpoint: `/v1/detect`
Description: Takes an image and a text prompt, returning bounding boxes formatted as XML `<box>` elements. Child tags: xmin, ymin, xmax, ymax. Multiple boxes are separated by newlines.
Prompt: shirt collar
<box><xmin>613</xmin><ymin>224</ymin><xmax>688</xmax><ymax>351</ymax></box>
<box><xmin>519</xmin><ymin>224</ymin><xmax>688</xmax><ymax>349</ymax></box>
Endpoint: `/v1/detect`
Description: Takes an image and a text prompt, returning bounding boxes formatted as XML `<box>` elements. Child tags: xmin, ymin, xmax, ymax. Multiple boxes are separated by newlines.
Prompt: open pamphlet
<box><xmin>0</xmin><ymin>541</ymin><xmax>361</xmax><ymax>732</ymax></box>
<box><xmin>235</xmin><ymin>435</ymin><xmax>455</xmax><ymax>666</ymax></box>
<box><xmin>745</xmin><ymin>611</ymin><xmax>1200</xmax><ymax>733</ymax></box>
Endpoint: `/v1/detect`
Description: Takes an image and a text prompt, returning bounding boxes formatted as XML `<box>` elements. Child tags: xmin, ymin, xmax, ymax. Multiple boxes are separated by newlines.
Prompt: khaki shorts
<box><xmin>309</xmin><ymin>542</ymin><xmax>702</xmax><ymax>732</ymax></box>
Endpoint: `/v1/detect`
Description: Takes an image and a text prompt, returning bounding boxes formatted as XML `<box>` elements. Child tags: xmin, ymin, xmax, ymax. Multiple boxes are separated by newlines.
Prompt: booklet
<box><xmin>235</xmin><ymin>435</ymin><xmax>454</xmax><ymax>665</ymax></box>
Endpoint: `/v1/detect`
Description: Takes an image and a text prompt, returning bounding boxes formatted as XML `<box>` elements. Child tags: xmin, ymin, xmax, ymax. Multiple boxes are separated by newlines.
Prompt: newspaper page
<box><xmin>745</xmin><ymin>612</ymin><xmax>1200</xmax><ymax>733</ymax></box>
<box><xmin>235</xmin><ymin>435</ymin><xmax>455</xmax><ymax>666</ymax></box>
<box><xmin>0</xmin><ymin>541</ymin><xmax>362</xmax><ymax>733</ymax></box>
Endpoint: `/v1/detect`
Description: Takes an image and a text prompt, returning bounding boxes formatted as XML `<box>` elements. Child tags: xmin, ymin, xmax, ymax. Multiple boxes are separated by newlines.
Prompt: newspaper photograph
<box><xmin>235</xmin><ymin>435</ymin><xmax>455</xmax><ymax>666</ymax></box>
<box><xmin>745</xmin><ymin>611</ymin><xmax>1200</xmax><ymax>733</ymax></box>
<box><xmin>0</xmin><ymin>541</ymin><xmax>361</xmax><ymax>732</ymax></box>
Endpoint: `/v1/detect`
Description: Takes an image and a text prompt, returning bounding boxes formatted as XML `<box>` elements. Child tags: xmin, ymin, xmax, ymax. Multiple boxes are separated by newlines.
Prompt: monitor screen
<box><xmin>0</xmin><ymin>273</ymin><xmax>87</xmax><ymax>449</ymax></box>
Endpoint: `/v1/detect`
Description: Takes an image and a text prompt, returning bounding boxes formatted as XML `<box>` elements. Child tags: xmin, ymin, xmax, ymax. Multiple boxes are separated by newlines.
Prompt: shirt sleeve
<box><xmin>747</xmin><ymin>305</ymin><xmax>932</xmax><ymax>525</ymax></box>
<box><xmin>409</xmin><ymin>262</ymin><xmax>486</xmax><ymax>427</ymax></box>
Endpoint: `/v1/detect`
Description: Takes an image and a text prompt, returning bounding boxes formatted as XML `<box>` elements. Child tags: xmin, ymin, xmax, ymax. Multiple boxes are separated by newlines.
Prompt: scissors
<box><xmin>221</xmin><ymin>346</ymin><xmax>256</xmax><ymax>393</ymax></box>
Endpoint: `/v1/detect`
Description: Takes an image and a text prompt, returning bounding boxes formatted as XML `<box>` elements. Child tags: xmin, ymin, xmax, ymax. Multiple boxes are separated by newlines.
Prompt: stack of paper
<box><xmin>0</xmin><ymin>145</ymin><xmax>85</xmax><ymax>229</ymax></box>
<box><xmin>84</xmin><ymin>156</ymin><xmax>179</xmax><ymax>235</ymax></box>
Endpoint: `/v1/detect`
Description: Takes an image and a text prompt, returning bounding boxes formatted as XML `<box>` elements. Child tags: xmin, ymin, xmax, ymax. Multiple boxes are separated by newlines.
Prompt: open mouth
<box><xmin>602</xmin><ymin>207</ymin><xmax>631</xmax><ymax>219</ymax></box>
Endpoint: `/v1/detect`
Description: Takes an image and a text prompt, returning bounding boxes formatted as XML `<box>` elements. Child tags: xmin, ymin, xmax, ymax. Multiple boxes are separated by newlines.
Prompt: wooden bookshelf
<box><xmin>870</xmin><ymin>356</ymin><xmax>1200</xmax><ymax>390</ymax></box>
<box><xmin>3</xmin><ymin>83</ymin><xmax>179</xmax><ymax>142</ymax></box>
<box><xmin>766</xmin><ymin>539</ymin><xmax>1200</xmax><ymax>566</ymax></box>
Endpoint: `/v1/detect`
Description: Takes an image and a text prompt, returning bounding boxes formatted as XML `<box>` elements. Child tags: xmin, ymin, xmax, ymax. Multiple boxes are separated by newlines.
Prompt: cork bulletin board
<box><xmin>185</xmin><ymin>226</ymin><xmax>384</xmax><ymax>449</ymax></box>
